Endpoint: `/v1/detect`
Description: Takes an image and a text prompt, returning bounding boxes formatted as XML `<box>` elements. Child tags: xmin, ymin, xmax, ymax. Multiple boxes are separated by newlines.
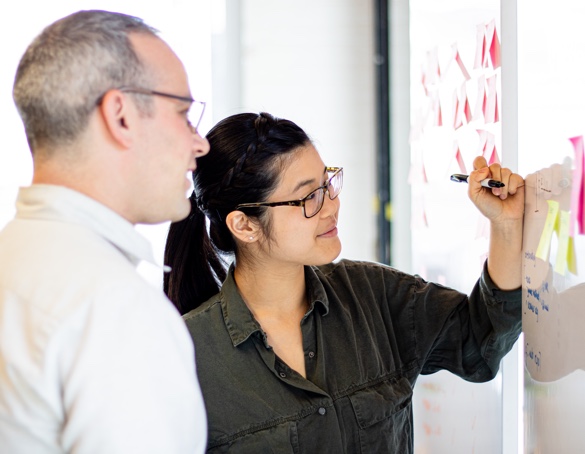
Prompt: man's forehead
<box><xmin>130</xmin><ymin>33</ymin><xmax>188</xmax><ymax>88</ymax></box>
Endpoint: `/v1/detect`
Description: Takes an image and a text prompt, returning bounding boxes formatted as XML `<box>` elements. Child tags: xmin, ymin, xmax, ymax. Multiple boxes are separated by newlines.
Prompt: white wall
<box><xmin>0</xmin><ymin>1</ymin><xmax>213</xmax><ymax>287</ymax></box>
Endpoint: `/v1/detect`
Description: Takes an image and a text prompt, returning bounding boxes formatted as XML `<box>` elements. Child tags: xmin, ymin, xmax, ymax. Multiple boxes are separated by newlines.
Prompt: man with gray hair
<box><xmin>0</xmin><ymin>10</ymin><xmax>209</xmax><ymax>453</ymax></box>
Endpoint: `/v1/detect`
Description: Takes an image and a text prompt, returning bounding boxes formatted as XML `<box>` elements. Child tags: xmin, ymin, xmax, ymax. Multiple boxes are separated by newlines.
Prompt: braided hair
<box><xmin>164</xmin><ymin>112</ymin><xmax>311</xmax><ymax>314</ymax></box>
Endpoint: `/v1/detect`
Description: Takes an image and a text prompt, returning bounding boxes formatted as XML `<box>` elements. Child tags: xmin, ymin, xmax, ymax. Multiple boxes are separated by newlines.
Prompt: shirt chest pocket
<box><xmin>208</xmin><ymin>421</ymin><xmax>299</xmax><ymax>454</ymax></box>
<box><xmin>348</xmin><ymin>377</ymin><xmax>413</xmax><ymax>453</ymax></box>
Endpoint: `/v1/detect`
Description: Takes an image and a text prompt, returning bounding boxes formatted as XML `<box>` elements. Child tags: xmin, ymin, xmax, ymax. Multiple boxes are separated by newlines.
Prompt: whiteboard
<box><xmin>516</xmin><ymin>0</ymin><xmax>585</xmax><ymax>452</ymax></box>
<box><xmin>521</xmin><ymin>158</ymin><xmax>585</xmax><ymax>453</ymax></box>
<box><xmin>408</xmin><ymin>1</ymin><xmax>508</xmax><ymax>452</ymax></box>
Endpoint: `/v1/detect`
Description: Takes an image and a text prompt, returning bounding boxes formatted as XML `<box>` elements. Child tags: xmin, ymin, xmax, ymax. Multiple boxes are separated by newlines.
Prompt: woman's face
<box><xmin>258</xmin><ymin>144</ymin><xmax>342</xmax><ymax>267</ymax></box>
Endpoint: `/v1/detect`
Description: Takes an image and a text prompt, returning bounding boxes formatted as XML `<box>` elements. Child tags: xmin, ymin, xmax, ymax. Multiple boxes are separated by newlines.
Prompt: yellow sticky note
<box><xmin>536</xmin><ymin>200</ymin><xmax>560</xmax><ymax>262</ymax></box>
<box><xmin>568</xmin><ymin>236</ymin><xmax>578</xmax><ymax>275</ymax></box>
<box><xmin>554</xmin><ymin>210</ymin><xmax>570</xmax><ymax>275</ymax></box>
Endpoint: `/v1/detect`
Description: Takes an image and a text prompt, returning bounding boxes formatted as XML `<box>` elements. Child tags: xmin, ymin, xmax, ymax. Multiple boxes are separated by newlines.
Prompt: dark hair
<box><xmin>164</xmin><ymin>112</ymin><xmax>311</xmax><ymax>314</ymax></box>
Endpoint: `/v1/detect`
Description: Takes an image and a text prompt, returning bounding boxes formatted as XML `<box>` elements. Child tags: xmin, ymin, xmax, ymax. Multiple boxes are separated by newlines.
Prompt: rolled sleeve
<box><xmin>419</xmin><ymin>261</ymin><xmax>522</xmax><ymax>381</ymax></box>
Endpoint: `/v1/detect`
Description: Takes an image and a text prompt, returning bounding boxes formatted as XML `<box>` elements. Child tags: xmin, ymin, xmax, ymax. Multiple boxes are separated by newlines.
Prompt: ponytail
<box><xmin>164</xmin><ymin>112</ymin><xmax>311</xmax><ymax>315</ymax></box>
<box><xmin>164</xmin><ymin>194</ymin><xmax>227</xmax><ymax>315</ymax></box>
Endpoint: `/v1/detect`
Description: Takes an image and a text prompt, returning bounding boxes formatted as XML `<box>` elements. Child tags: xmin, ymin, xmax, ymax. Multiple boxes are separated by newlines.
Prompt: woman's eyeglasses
<box><xmin>235</xmin><ymin>167</ymin><xmax>343</xmax><ymax>219</ymax></box>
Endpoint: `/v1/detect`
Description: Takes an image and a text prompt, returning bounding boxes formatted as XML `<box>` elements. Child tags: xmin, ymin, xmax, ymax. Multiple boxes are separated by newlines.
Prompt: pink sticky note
<box><xmin>488</xmin><ymin>146</ymin><xmax>501</xmax><ymax>165</ymax></box>
<box><xmin>453</xmin><ymin>83</ymin><xmax>471</xmax><ymax>129</ymax></box>
<box><xmin>489</xmin><ymin>23</ymin><xmax>501</xmax><ymax>69</ymax></box>
<box><xmin>476</xmin><ymin>129</ymin><xmax>488</xmax><ymax>154</ymax></box>
<box><xmin>483</xmin><ymin>135</ymin><xmax>494</xmax><ymax>160</ymax></box>
<box><xmin>453</xmin><ymin>89</ymin><xmax>462</xmax><ymax>129</ymax></box>
<box><xmin>431</xmin><ymin>92</ymin><xmax>442</xmax><ymax>127</ymax></box>
<box><xmin>455</xmin><ymin>147</ymin><xmax>467</xmax><ymax>174</ymax></box>
<box><xmin>569</xmin><ymin>136</ymin><xmax>585</xmax><ymax>235</ymax></box>
<box><xmin>474</xmin><ymin>23</ymin><xmax>486</xmax><ymax>70</ymax></box>
<box><xmin>482</xmin><ymin>131</ymin><xmax>499</xmax><ymax>164</ymax></box>
<box><xmin>452</xmin><ymin>43</ymin><xmax>471</xmax><ymax>80</ymax></box>
<box><xmin>484</xmin><ymin>74</ymin><xmax>498</xmax><ymax>123</ymax></box>
<box><xmin>463</xmin><ymin>91</ymin><xmax>472</xmax><ymax>123</ymax></box>
<box><xmin>580</xmin><ymin>153</ymin><xmax>585</xmax><ymax>235</ymax></box>
<box><xmin>473</xmin><ymin>76</ymin><xmax>486</xmax><ymax>121</ymax></box>
<box><xmin>483</xmin><ymin>24</ymin><xmax>491</xmax><ymax>68</ymax></box>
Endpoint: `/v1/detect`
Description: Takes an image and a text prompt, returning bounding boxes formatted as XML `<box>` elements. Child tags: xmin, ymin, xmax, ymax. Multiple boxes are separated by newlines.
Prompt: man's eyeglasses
<box><xmin>235</xmin><ymin>167</ymin><xmax>343</xmax><ymax>219</ymax></box>
<box><xmin>98</xmin><ymin>86</ymin><xmax>206</xmax><ymax>132</ymax></box>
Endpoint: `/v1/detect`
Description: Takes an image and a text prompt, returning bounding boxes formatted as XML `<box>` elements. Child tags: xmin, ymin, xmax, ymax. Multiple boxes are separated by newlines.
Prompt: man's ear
<box><xmin>225</xmin><ymin>210</ymin><xmax>261</xmax><ymax>244</ymax></box>
<box><xmin>97</xmin><ymin>89</ymin><xmax>135</xmax><ymax>148</ymax></box>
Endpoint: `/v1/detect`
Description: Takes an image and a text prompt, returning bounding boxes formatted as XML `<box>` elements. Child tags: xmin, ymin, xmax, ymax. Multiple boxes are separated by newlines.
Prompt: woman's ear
<box><xmin>97</xmin><ymin>89</ymin><xmax>135</xmax><ymax>148</ymax></box>
<box><xmin>225</xmin><ymin>211</ymin><xmax>260</xmax><ymax>244</ymax></box>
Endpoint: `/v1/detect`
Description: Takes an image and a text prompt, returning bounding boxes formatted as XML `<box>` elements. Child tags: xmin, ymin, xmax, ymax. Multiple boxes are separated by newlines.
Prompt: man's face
<box><xmin>128</xmin><ymin>33</ymin><xmax>209</xmax><ymax>224</ymax></box>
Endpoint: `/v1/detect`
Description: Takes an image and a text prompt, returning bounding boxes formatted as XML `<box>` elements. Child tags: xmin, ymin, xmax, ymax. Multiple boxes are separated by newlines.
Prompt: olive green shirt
<box><xmin>183</xmin><ymin>259</ymin><xmax>521</xmax><ymax>453</ymax></box>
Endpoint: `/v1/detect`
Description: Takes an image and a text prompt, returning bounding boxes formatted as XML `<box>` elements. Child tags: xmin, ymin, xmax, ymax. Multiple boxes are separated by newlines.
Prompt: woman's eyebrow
<box><xmin>292</xmin><ymin>178</ymin><xmax>317</xmax><ymax>194</ymax></box>
<box><xmin>291</xmin><ymin>167</ymin><xmax>328</xmax><ymax>194</ymax></box>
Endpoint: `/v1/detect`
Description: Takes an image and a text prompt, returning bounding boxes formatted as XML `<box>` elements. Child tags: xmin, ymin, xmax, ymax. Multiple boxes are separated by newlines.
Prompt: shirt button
<box><xmin>318</xmin><ymin>407</ymin><xmax>326</xmax><ymax>416</ymax></box>
<box><xmin>308</xmin><ymin>351</ymin><xmax>315</xmax><ymax>358</ymax></box>
<box><xmin>279</xmin><ymin>372</ymin><xmax>286</xmax><ymax>378</ymax></box>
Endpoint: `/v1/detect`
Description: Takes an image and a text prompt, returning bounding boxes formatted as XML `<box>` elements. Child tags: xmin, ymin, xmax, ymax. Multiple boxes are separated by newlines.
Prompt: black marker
<box><xmin>450</xmin><ymin>173</ymin><xmax>505</xmax><ymax>188</ymax></box>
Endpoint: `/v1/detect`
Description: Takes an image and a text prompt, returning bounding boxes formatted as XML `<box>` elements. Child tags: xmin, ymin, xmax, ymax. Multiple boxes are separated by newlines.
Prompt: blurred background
<box><xmin>5</xmin><ymin>1</ymin><xmax>585</xmax><ymax>453</ymax></box>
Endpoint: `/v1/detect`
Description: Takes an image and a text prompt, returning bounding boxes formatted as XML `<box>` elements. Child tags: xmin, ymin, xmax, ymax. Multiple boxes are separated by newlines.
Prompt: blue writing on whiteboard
<box><xmin>527</xmin><ymin>301</ymin><xmax>539</xmax><ymax>322</ymax></box>
<box><xmin>525</xmin><ymin>343</ymin><xmax>541</xmax><ymax>371</ymax></box>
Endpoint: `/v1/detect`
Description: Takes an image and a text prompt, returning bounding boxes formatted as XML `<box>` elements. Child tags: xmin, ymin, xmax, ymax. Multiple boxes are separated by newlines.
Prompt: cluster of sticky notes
<box><xmin>414</xmin><ymin>19</ymin><xmax>501</xmax><ymax>135</ymax></box>
<box><xmin>534</xmin><ymin>136</ymin><xmax>585</xmax><ymax>276</ymax></box>
<box><xmin>410</xmin><ymin>18</ymin><xmax>502</xmax><ymax>231</ymax></box>
<box><xmin>474</xmin><ymin>19</ymin><xmax>501</xmax><ymax>70</ymax></box>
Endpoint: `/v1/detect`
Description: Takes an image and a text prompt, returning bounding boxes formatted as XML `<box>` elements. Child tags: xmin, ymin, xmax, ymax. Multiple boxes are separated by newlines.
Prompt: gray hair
<box><xmin>13</xmin><ymin>10</ymin><xmax>159</xmax><ymax>152</ymax></box>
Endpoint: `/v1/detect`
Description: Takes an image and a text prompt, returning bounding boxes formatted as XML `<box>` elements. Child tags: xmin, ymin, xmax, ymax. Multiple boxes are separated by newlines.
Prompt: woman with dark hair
<box><xmin>164</xmin><ymin>112</ymin><xmax>524</xmax><ymax>453</ymax></box>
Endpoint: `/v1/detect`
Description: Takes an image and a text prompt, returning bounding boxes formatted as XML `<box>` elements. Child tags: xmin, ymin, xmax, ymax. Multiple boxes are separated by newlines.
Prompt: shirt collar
<box><xmin>220</xmin><ymin>263</ymin><xmax>330</xmax><ymax>348</ymax></box>
<box><xmin>15</xmin><ymin>185</ymin><xmax>159</xmax><ymax>269</ymax></box>
<box><xmin>304</xmin><ymin>265</ymin><xmax>330</xmax><ymax>316</ymax></box>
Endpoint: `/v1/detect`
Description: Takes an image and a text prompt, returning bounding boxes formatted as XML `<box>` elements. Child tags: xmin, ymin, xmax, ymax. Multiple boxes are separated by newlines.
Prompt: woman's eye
<box><xmin>305</xmin><ymin>191</ymin><xmax>317</xmax><ymax>201</ymax></box>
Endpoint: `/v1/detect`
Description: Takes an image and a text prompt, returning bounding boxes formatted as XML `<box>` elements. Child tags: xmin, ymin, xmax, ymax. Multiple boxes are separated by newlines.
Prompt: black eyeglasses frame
<box><xmin>235</xmin><ymin>166</ymin><xmax>343</xmax><ymax>219</ymax></box>
<box><xmin>97</xmin><ymin>86</ymin><xmax>206</xmax><ymax>132</ymax></box>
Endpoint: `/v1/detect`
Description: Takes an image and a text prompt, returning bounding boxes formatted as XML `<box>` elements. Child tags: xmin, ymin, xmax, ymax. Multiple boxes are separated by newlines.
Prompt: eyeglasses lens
<box><xmin>188</xmin><ymin>101</ymin><xmax>205</xmax><ymax>131</ymax></box>
<box><xmin>304</xmin><ymin>189</ymin><xmax>324</xmax><ymax>218</ymax></box>
<box><xmin>328</xmin><ymin>170</ymin><xmax>343</xmax><ymax>199</ymax></box>
<box><xmin>304</xmin><ymin>170</ymin><xmax>343</xmax><ymax>218</ymax></box>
